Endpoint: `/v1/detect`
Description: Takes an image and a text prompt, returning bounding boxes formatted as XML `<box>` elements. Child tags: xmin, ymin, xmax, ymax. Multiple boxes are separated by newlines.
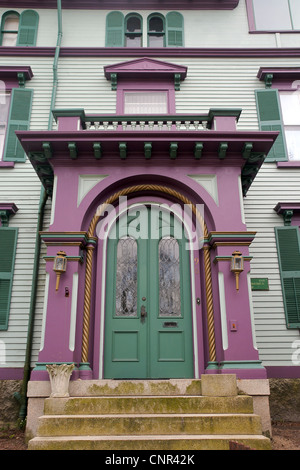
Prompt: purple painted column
<box><xmin>209</xmin><ymin>233</ymin><xmax>267</xmax><ymax>379</ymax></box>
<box><xmin>30</xmin><ymin>233</ymin><xmax>87</xmax><ymax>380</ymax></box>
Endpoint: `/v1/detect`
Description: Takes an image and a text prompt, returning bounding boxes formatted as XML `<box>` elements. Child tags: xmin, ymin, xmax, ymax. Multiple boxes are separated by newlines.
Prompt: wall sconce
<box><xmin>53</xmin><ymin>251</ymin><xmax>67</xmax><ymax>291</ymax></box>
<box><xmin>230</xmin><ymin>251</ymin><xmax>244</xmax><ymax>291</ymax></box>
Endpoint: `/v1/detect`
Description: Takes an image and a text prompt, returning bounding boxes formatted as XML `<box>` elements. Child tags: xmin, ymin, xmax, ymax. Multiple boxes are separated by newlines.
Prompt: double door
<box><xmin>104</xmin><ymin>207</ymin><xmax>194</xmax><ymax>379</ymax></box>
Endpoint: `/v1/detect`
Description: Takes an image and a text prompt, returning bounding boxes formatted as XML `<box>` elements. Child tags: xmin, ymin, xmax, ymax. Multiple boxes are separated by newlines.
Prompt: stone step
<box><xmin>44</xmin><ymin>395</ymin><xmax>254</xmax><ymax>415</ymax></box>
<box><xmin>28</xmin><ymin>434</ymin><xmax>272</xmax><ymax>451</ymax></box>
<box><xmin>36</xmin><ymin>413</ymin><xmax>263</xmax><ymax>437</ymax></box>
<box><xmin>69</xmin><ymin>379</ymin><xmax>203</xmax><ymax>397</ymax></box>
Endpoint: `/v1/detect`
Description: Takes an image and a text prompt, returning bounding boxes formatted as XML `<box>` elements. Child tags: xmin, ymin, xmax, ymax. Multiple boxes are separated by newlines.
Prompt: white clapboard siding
<box><xmin>0</xmin><ymin>56</ymin><xmax>53</xmax><ymax>368</ymax></box>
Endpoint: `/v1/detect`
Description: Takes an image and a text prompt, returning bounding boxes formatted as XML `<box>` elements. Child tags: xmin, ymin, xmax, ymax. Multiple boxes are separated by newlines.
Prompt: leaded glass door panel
<box><xmin>104</xmin><ymin>207</ymin><xmax>194</xmax><ymax>379</ymax></box>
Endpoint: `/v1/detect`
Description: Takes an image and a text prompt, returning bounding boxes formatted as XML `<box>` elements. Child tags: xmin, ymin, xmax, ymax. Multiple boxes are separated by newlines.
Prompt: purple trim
<box><xmin>2</xmin><ymin>47</ymin><xmax>300</xmax><ymax>59</ymax></box>
<box><xmin>266</xmin><ymin>367</ymin><xmax>300</xmax><ymax>379</ymax></box>
<box><xmin>0</xmin><ymin>0</ymin><xmax>240</xmax><ymax>10</ymax></box>
<box><xmin>0</xmin><ymin>161</ymin><xmax>14</xmax><ymax>167</ymax></box>
<box><xmin>0</xmin><ymin>368</ymin><xmax>24</xmax><ymax>380</ymax></box>
<box><xmin>257</xmin><ymin>67</ymin><xmax>300</xmax><ymax>91</ymax></box>
<box><xmin>277</xmin><ymin>161</ymin><xmax>300</xmax><ymax>168</ymax></box>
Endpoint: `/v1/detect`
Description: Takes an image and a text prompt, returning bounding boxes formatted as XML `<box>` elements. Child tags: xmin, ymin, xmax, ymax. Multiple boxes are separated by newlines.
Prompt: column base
<box><xmin>205</xmin><ymin>360</ymin><xmax>267</xmax><ymax>379</ymax></box>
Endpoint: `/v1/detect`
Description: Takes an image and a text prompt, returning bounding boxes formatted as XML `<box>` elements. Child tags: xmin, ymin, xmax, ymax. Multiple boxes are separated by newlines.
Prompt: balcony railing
<box><xmin>84</xmin><ymin>115</ymin><xmax>210</xmax><ymax>132</ymax></box>
<box><xmin>52</xmin><ymin>109</ymin><xmax>242</xmax><ymax>133</ymax></box>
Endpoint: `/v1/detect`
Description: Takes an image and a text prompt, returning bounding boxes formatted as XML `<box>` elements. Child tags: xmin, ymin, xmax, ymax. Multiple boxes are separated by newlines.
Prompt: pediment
<box><xmin>104</xmin><ymin>57</ymin><xmax>187</xmax><ymax>81</ymax></box>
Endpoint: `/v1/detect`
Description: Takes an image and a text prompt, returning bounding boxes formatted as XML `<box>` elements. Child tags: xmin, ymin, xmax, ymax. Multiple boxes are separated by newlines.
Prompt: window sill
<box><xmin>277</xmin><ymin>161</ymin><xmax>300</xmax><ymax>168</ymax></box>
<box><xmin>0</xmin><ymin>161</ymin><xmax>15</xmax><ymax>168</ymax></box>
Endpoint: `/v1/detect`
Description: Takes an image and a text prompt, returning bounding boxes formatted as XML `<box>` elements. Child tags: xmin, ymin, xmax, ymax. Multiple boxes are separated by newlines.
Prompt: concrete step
<box><xmin>28</xmin><ymin>434</ymin><xmax>272</xmax><ymax>451</ymax></box>
<box><xmin>44</xmin><ymin>395</ymin><xmax>254</xmax><ymax>416</ymax></box>
<box><xmin>36</xmin><ymin>413</ymin><xmax>263</xmax><ymax>437</ymax></box>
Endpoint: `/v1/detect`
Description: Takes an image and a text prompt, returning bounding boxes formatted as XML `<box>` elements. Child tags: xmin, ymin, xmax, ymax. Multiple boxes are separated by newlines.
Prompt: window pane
<box><xmin>3</xmin><ymin>15</ymin><xmax>19</xmax><ymax>31</ymax></box>
<box><xmin>253</xmin><ymin>0</ymin><xmax>292</xmax><ymax>31</ymax></box>
<box><xmin>115</xmin><ymin>237</ymin><xmax>138</xmax><ymax>317</ymax></box>
<box><xmin>0</xmin><ymin>92</ymin><xmax>11</xmax><ymax>158</ymax></box>
<box><xmin>159</xmin><ymin>237</ymin><xmax>181</xmax><ymax>317</ymax></box>
<box><xmin>280</xmin><ymin>92</ymin><xmax>300</xmax><ymax>125</ymax></box>
<box><xmin>124</xmin><ymin>92</ymin><xmax>168</xmax><ymax>114</ymax></box>
<box><xmin>126</xmin><ymin>16</ymin><xmax>141</xmax><ymax>33</ymax></box>
<box><xmin>290</xmin><ymin>0</ymin><xmax>300</xmax><ymax>29</ymax></box>
<box><xmin>285</xmin><ymin>127</ymin><xmax>300</xmax><ymax>161</ymax></box>
<box><xmin>149</xmin><ymin>17</ymin><xmax>164</xmax><ymax>33</ymax></box>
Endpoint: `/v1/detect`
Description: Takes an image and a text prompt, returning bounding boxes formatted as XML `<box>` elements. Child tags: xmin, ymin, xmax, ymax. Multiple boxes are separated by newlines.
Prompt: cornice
<box><xmin>0</xmin><ymin>0</ymin><xmax>240</xmax><ymax>10</ymax></box>
<box><xmin>1</xmin><ymin>47</ymin><xmax>300</xmax><ymax>58</ymax></box>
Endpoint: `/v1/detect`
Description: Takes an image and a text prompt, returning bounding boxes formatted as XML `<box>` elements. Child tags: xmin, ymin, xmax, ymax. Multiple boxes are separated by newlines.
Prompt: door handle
<box><xmin>140</xmin><ymin>305</ymin><xmax>147</xmax><ymax>319</ymax></box>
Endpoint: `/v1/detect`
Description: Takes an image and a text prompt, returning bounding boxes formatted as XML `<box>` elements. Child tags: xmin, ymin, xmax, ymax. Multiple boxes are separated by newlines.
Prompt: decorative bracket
<box><xmin>111</xmin><ymin>73</ymin><xmax>117</xmax><ymax>91</ymax></box>
<box><xmin>144</xmin><ymin>142</ymin><xmax>152</xmax><ymax>159</ymax></box>
<box><xmin>264</xmin><ymin>73</ymin><xmax>273</xmax><ymax>89</ymax></box>
<box><xmin>218</xmin><ymin>142</ymin><xmax>228</xmax><ymax>159</ymax></box>
<box><xmin>68</xmin><ymin>142</ymin><xmax>78</xmax><ymax>160</ymax></box>
<box><xmin>170</xmin><ymin>142</ymin><xmax>178</xmax><ymax>160</ymax></box>
<box><xmin>42</xmin><ymin>142</ymin><xmax>52</xmax><ymax>159</ymax></box>
<box><xmin>93</xmin><ymin>142</ymin><xmax>102</xmax><ymax>159</ymax></box>
<box><xmin>119</xmin><ymin>142</ymin><xmax>127</xmax><ymax>159</ymax></box>
<box><xmin>194</xmin><ymin>142</ymin><xmax>203</xmax><ymax>160</ymax></box>
<box><xmin>0</xmin><ymin>203</ymin><xmax>18</xmax><ymax>227</ymax></box>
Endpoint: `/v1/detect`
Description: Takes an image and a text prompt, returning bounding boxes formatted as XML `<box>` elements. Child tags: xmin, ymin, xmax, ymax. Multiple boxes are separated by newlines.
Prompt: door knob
<box><xmin>140</xmin><ymin>305</ymin><xmax>147</xmax><ymax>319</ymax></box>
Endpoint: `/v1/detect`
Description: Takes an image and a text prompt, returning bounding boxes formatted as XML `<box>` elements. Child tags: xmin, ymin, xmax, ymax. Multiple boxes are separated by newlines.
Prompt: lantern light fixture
<box><xmin>53</xmin><ymin>251</ymin><xmax>67</xmax><ymax>291</ymax></box>
<box><xmin>230</xmin><ymin>251</ymin><xmax>244</xmax><ymax>291</ymax></box>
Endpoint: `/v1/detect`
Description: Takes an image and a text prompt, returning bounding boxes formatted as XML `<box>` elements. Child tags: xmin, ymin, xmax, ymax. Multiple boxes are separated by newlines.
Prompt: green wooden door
<box><xmin>104</xmin><ymin>208</ymin><xmax>194</xmax><ymax>379</ymax></box>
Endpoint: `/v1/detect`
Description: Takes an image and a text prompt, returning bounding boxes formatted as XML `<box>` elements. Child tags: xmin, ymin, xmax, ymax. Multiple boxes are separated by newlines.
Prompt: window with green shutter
<box><xmin>275</xmin><ymin>226</ymin><xmax>300</xmax><ymax>328</ymax></box>
<box><xmin>166</xmin><ymin>12</ymin><xmax>184</xmax><ymax>47</ymax></box>
<box><xmin>0</xmin><ymin>228</ymin><xmax>18</xmax><ymax>331</ymax></box>
<box><xmin>106</xmin><ymin>11</ymin><xmax>124</xmax><ymax>47</ymax></box>
<box><xmin>255</xmin><ymin>88</ymin><xmax>288</xmax><ymax>162</ymax></box>
<box><xmin>3</xmin><ymin>88</ymin><xmax>33</xmax><ymax>163</ymax></box>
<box><xmin>0</xmin><ymin>10</ymin><xmax>39</xmax><ymax>46</ymax></box>
<box><xmin>17</xmin><ymin>10</ymin><xmax>39</xmax><ymax>47</ymax></box>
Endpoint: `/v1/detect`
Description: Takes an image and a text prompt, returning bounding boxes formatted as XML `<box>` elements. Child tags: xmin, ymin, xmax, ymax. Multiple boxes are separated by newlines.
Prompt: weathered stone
<box><xmin>201</xmin><ymin>374</ymin><xmax>237</xmax><ymax>397</ymax></box>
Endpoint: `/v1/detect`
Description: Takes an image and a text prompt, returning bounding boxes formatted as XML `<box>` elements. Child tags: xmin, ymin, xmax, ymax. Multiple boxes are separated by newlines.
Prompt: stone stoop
<box><xmin>28</xmin><ymin>375</ymin><xmax>272</xmax><ymax>450</ymax></box>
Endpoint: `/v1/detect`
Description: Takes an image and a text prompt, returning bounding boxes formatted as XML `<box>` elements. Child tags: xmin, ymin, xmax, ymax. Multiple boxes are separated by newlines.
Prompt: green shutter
<box><xmin>106</xmin><ymin>11</ymin><xmax>124</xmax><ymax>47</ymax></box>
<box><xmin>166</xmin><ymin>12</ymin><xmax>184</xmax><ymax>47</ymax></box>
<box><xmin>3</xmin><ymin>88</ymin><xmax>33</xmax><ymax>162</ymax></box>
<box><xmin>255</xmin><ymin>89</ymin><xmax>288</xmax><ymax>162</ymax></box>
<box><xmin>275</xmin><ymin>226</ymin><xmax>300</xmax><ymax>328</ymax></box>
<box><xmin>0</xmin><ymin>228</ymin><xmax>18</xmax><ymax>331</ymax></box>
<box><xmin>17</xmin><ymin>10</ymin><xmax>39</xmax><ymax>46</ymax></box>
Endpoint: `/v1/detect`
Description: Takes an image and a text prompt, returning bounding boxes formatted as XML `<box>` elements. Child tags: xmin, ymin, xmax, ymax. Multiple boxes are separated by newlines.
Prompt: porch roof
<box><xmin>16</xmin><ymin>110</ymin><xmax>278</xmax><ymax>198</ymax></box>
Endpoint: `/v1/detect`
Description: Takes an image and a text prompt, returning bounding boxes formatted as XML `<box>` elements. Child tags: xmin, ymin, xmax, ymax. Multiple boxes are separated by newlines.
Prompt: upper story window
<box><xmin>256</xmin><ymin>68</ymin><xmax>300</xmax><ymax>162</ymax></box>
<box><xmin>125</xmin><ymin>13</ymin><xmax>143</xmax><ymax>47</ymax></box>
<box><xmin>247</xmin><ymin>0</ymin><xmax>300</xmax><ymax>32</ymax></box>
<box><xmin>106</xmin><ymin>11</ymin><xmax>184</xmax><ymax>47</ymax></box>
<box><xmin>0</xmin><ymin>10</ymin><xmax>39</xmax><ymax>46</ymax></box>
<box><xmin>279</xmin><ymin>91</ymin><xmax>300</xmax><ymax>161</ymax></box>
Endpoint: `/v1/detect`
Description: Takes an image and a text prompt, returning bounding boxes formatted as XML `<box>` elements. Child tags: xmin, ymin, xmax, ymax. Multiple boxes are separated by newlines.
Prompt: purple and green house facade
<box><xmin>0</xmin><ymin>0</ymin><xmax>300</xmax><ymax>432</ymax></box>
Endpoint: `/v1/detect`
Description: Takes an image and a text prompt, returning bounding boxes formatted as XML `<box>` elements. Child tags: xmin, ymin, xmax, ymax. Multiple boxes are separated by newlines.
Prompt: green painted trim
<box><xmin>52</xmin><ymin>108</ymin><xmax>86</xmax><ymax>122</ymax></box>
<box><xmin>78</xmin><ymin>362</ymin><xmax>92</xmax><ymax>371</ymax></box>
<box><xmin>219</xmin><ymin>360</ymin><xmax>264</xmax><ymax>369</ymax></box>
<box><xmin>33</xmin><ymin>362</ymin><xmax>77</xmax><ymax>371</ymax></box>
<box><xmin>205</xmin><ymin>361</ymin><xmax>219</xmax><ymax>370</ymax></box>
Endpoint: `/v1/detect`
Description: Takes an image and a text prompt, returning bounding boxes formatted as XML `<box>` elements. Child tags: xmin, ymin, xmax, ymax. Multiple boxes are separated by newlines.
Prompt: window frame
<box><xmin>0</xmin><ymin>11</ymin><xmax>19</xmax><ymax>47</ymax></box>
<box><xmin>147</xmin><ymin>13</ymin><xmax>166</xmax><ymax>47</ymax></box>
<box><xmin>246</xmin><ymin>0</ymin><xmax>300</xmax><ymax>33</ymax></box>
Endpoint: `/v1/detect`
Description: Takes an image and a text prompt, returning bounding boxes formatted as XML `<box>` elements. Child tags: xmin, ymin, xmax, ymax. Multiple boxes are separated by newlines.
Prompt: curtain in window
<box><xmin>124</xmin><ymin>92</ymin><xmax>168</xmax><ymax>114</ymax></box>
